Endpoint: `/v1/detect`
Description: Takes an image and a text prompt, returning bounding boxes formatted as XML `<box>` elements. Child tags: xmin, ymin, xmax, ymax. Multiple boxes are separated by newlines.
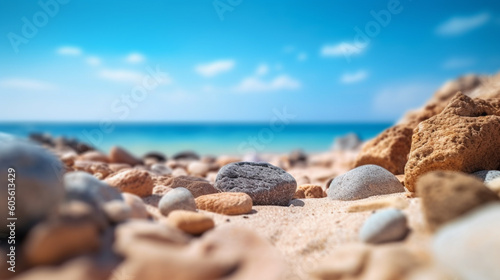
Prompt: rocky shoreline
<box><xmin>1</xmin><ymin>72</ymin><xmax>500</xmax><ymax>279</ymax></box>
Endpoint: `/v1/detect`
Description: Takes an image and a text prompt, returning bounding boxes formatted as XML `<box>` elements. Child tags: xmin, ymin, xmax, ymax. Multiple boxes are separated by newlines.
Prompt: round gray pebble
<box><xmin>64</xmin><ymin>171</ymin><xmax>123</xmax><ymax>206</ymax></box>
<box><xmin>473</xmin><ymin>170</ymin><xmax>500</xmax><ymax>184</ymax></box>
<box><xmin>0</xmin><ymin>139</ymin><xmax>65</xmax><ymax>235</ymax></box>
<box><xmin>214</xmin><ymin>162</ymin><xmax>297</xmax><ymax>206</ymax></box>
<box><xmin>327</xmin><ymin>164</ymin><xmax>404</xmax><ymax>200</ymax></box>
<box><xmin>158</xmin><ymin>187</ymin><xmax>196</xmax><ymax>216</ymax></box>
<box><xmin>359</xmin><ymin>208</ymin><xmax>409</xmax><ymax>244</ymax></box>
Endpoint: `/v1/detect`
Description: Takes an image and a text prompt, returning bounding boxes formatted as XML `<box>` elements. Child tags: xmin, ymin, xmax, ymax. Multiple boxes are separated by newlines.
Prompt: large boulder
<box><xmin>404</xmin><ymin>92</ymin><xmax>500</xmax><ymax>191</ymax></box>
<box><xmin>353</xmin><ymin>125</ymin><xmax>413</xmax><ymax>175</ymax></box>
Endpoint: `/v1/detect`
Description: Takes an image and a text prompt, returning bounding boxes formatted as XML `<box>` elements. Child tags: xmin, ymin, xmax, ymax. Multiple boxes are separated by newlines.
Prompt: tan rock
<box><xmin>354</xmin><ymin>124</ymin><xmax>413</xmax><ymax>175</ymax></box>
<box><xmin>163</xmin><ymin>175</ymin><xmax>218</xmax><ymax>197</ymax></box>
<box><xmin>23</xmin><ymin>218</ymin><xmax>100</xmax><ymax>266</ymax></box>
<box><xmin>109</xmin><ymin>146</ymin><xmax>142</xmax><ymax>166</ymax></box>
<box><xmin>165</xmin><ymin>210</ymin><xmax>214</xmax><ymax>235</ymax></box>
<box><xmin>417</xmin><ymin>171</ymin><xmax>499</xmax><ymax>231</ymax></box>
<box><xmin>102</xmin><ymin>200</ymin><xmax>131</xmax><ymax>223</ymax></box>
<box><xmin>347</xmin><ymin>196</ymin><xmax>409</xmax><ymax>213</ymax></box>
<box><xmin>73</xmin><ymin>160</ymin><xmax>113</xmax><ymax>178</ymax></box>
<box><xmin>196</xmin><ymin>192</ymin><xmax>253</xmax><ymax>215</ymax></box>
<box><xmin>172</xmin><ymin>167</ymin><xmax>188</xmax><ymax>177</ymax></box>
<box><xmin>104</xmin><ymin>169</ymin><xmax>154</xmax><ymax>197</ymax></box>
<box><xmin>486</xmin><ymin>177</ymin><xmax>500</xmax><ymax>196</ymax></box>
<box><xmin>108</xmin><ymin>163</ymin><xmax>131</xmax><ymax>172</ymax></box>
<box><xmin>122</xmin><ymin>193</ymin><xmax>149</xmax><ymax>219</ymax></box>
<box><xmin>187</xmin><ymin>161</ymin><xmax>211</xmax><ymax>177</ymax></box>
<box><xmin>293</xmin><ymin>184</ymin><xmax>326</xmax><ymax>199</ymax></box>
<box><xmin>405</xmin><ymin>93</ymin><xmax>500</xmax><ymax>191</ymax></box>
<box><xmin>77</xmin><ymin>150</ymin><xmax>109</xmax><ymax>163</ymax></box>
<box><xmin>312</xmin><ymin>244</ymin><xmax>369</xmax><ymax>279</ymax></box>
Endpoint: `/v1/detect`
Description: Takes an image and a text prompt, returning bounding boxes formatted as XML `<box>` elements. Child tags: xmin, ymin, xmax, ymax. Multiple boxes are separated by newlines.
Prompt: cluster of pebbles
<box><xmin>1</xmin><ymin>72</ymin><xmax>500</xmax><ymax>279</ymax></box>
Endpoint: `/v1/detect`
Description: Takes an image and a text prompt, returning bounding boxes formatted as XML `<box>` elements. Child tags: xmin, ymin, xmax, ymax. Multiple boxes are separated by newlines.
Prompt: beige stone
<box><xmin>293</xmin><ymin>184</ymin><xmax>326</xmax><ymax>199</ymax></box>
<box><xmin>109</xmin><ymin>146</ymin><xmax>142</xmax><ymax>166</ymax></box>
<box><xmin>196</xmin><ymin>192</ymin><xmax>253</xmax><ymax>215</ymax></box>
<box><xmin>165</xmin><ymin>210</ymin><xmax>215</xmax><ymax>235</ymax></box>
<box><xmin>122</xmin><ymin>193</ymin><xmax>149</xmax><ymax>219</ymax></box>
<box><xmin>105</xmin><ymin>169</ymin><xmax>154</xmax><ymax>197</ymax></box>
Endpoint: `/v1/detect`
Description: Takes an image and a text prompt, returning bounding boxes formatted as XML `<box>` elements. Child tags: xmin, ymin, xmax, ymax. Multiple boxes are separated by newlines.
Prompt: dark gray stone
<box><xmin>473</xmin><ymin>170</ymin><xmax>500</xmax><ymax>184</ymax></box>
<box><xmin>159</xmin><ymin>187</ymin><xmax>196</xmax><ymax>216</ymax></box>
<box><xmin>0</xmin><ymin>139</ymin><xmax>65</xmax><ymax>235</ymax></box>
<box><xmin>214</xmin><ymin>162</ymin><xmax>297</xmax><ymax>206</ymax></box>
<box><xmin>359</xmin><ymin>208</ymin><xmax>409</xmax><ymax>244</ymax></box>
<box><xmin>327</xmin><ymin>164</ymin><xmax>404</xmax><ymax>200</ymax></box>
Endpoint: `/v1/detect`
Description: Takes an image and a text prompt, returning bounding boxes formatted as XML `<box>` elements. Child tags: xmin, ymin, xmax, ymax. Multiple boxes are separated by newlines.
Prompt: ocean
<box><xmin>0</xmin><ymin>123</ymin><xmax>391</xmax><ymax>156</ymax></box>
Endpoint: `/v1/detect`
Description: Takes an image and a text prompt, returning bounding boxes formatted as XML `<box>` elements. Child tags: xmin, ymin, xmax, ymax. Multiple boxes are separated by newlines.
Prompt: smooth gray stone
<box><xmin>359</xmin><ymin>208</ymin><xmax>409</xmax><ymax>244</ymax></box>
<box><xmin>433</xmin><ymin>204</ymin><xmax>500</xmax><ymax>280</ymax></box>
<box><xmin>159</xmin><ymin>187</ymin><xmax>196</xmax><ymax>216</ymax></box>
<box><xmin>327</xmin><ymin>165</ymin><xmax>404</xmax><ymax>200</ymax></box>
<box><xmin>214</xmin><ymin>162</ymin><xmax>297</xmax><ymax>206</ymax></box>
<box><xmin>0</xmin><ymin>140</ymin><xmax>65</xmax><ymax>235</ymax></box>
<box><xmin>64</xmin><ymin>171</ymin><xmax>123</xmax><ymax>206</ymax></box>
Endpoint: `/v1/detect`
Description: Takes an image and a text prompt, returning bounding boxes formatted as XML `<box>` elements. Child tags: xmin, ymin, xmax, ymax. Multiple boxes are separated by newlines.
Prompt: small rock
<box><xmin>102</xmin><ymin>200</ymin><xmax>131</xmax><ymax>223</ymax></box>
<box><xmin>288</xmin><ymin>149</ymin><xmax>307</xmax><ymax>167</ymax></box>
<box><xmin>152</xmin><ymin>185</ymin><xmax>173</xmax><ymax>195</ymax></box>
<box><xmin>64</xmin><ymin>171</ymin><xmax>123</xmax><ymax>206</ymax></box>
<box><xmin>293</xmin><ymin>184</ymin><xmax>325</xmax><ymax>199</ymax></box>
<box><xmin>158</xmin><ymin>187</ymin><xmax>197</xmax><ymax>216</ymax></box>
<box><xmin>150</xmin><ymin>163</ymin><xmax>173</xmax><ymax>176</ymax></box>
<box><xmin>473</xmin><ymin>170</ymin><xmax>500</xmax><ymax>183</ymax></box>
<box><xmin>0</xmin><ymin>140</ymin><xmax>65</xmax><ymax>235</ymax></box>
<box><xmin>187</xmin><ymin>161</ymin><xmax>211</xmax><ymax>177</ymax></box>
<box><xmin>143</xmin><ymin>151</ymin><xmax>167</xmax><ymax>163</ymax></box>
<box><xmin>433</xmin><ymin>204</ymin><xmax>500</xmax><ymax>280</ymax></box>
<box><xmin>165</xmin><ymin>210</ymin><xmax>214</xmax><ymax>235</ymax></box>
<box><xmin>163</xmin><ymin>175</ymin><xmax>218</xmax><ymax>197</ymax></box>
<box><xmin>108</xmin><ymin>163</ymin><xmax>131</xmax><ymax>172</ymax></box>
<box><xmin>109</xmin><ymin>146</ymin><xmax>142</xmax><ymax>166</ymax></box>
<box><xmin>327</xmin><ymin>165</ymin><xmax>404</xmax><ymax>200</ymax></box>
<box><xmin>72</xmin><ymin>160</ymin><xmax>114</xmax><ymax>178</ymax></box>
<box><xmin>195</xmin><ymin>192</ymin><xmax>253</xmax><ymax>215</ymax></box>
<box><xmin>359</xmin><ymin>208</ymin><xmax>409</xmax><ymax>244</ymax></box>
<box><xmin>214</xmin><ymin>162</ymin><xmax>297</xmax><ymax>206</ymax></box>
<box><xmin>486</xmin><ymin>178</ymin><xmax>500</xmax><ymax>196</ymax></box>
<box><xmin>417</xmin><ymin>171</ymin><xmax>499</xmax><ymax>231</ymax></box>
<box><xmin>172</xmin><ymin>167</ymin><xmax>188</xmax><ymax>177</ymax></box>
<box><xmin>78</xmin><ymin>150</ymin><xmax>109</xmax><ymax>163</ymax></box>
<box><xmin>172</xmin><ymin>150</ymin><xmax>200</xmax><ymax>161</ymax></box>
<box><xmin>122</xmin><ymin>193</ymin><xmax>149</xmax><ymax>219</ymax></box>
<box><xmin>104</xmin><ymin>169</ymin><xmax>154</xmax><ymax>197</ymax></box>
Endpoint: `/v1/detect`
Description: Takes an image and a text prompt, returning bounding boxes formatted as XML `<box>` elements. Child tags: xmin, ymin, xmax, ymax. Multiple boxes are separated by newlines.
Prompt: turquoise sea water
<box><xmin>0</xmin><ymin>123</ymin><xmax>391</xmax><ymax>156</ymax></box>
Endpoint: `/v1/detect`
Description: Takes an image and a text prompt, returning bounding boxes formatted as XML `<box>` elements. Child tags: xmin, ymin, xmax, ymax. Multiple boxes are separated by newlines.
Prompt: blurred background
<box><xmin>1</xmin><ymin>0</ymin><xmax>499</xmax><ymax>156</ymax></box>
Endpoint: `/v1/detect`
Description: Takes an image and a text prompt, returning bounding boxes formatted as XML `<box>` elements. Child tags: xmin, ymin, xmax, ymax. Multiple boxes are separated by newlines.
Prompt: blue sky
<box><xmin>1</xmin><ymin>0</ymin><xmax>499</xmax><ymax>123</ymax></box>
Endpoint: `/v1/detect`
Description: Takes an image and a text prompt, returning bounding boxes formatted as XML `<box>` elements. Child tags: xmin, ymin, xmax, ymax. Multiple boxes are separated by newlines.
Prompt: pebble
<box><xmin>109</xmin><ymin>146</ymin><xmax>142</xmax><ymax>166</ymax></box>
<box><xmin>486</xmin><ymin>178</ymin><xmax>500</xmax><ymax>196</ymax></box>
<box><xmin>172</xmin><ymin>150</ymin><xmax>200</xmax><ymax>161</ymax></box>
<box><xmin>158</xmin><ymin>187</ymin><xmax>197</xmax><ymax>216</ymax></box>
<box><xmin>163</xmin><ymin>175</ymin><xmax>218</xmax><ymax>197</ymax></box>
<box><xmin>102</xmin><ymin>200</ymin><xmax>132</xmax><ymax>223</ymax></box>
<box><xmin>327</xmin><ymin>165</ymin><xmax>404</xmax><ymax>200</ymax></box>
<box><xmin>417</xmin><ymin>171</ymin><xmax>499</xmax><ymax>231</ymax></box>
<box><xmin>122</xmin><ymin>193</ymin><xmax>149</xmax><ymax>219</ymax></box>
<box><xmin>195</xmin><ymin>192</ymin><xmax>253</xmax><ymax>215</ymax></box>
<box><xmin>77</xmin><ymin>150</ymin><xmax>109</xmax><ymax>163</ymax></box>
<box><xmin>214</xmin><ymin>162</ymin><xmax>297</xmax><ymax>206</ymax></box>
<box><xmin>166</xmin><ymin>210</ymin><xmax>214</xmax><ymax>235</ymax></box>
<box><xmin>64</xmin><ymin>171</ymin><xmax>123</xmax><ymax>206</ymax></box>
<box><xmin>151</xmin><ymin>163</ymin><xmax>173</xmax><ymax>176</ymax></box>
<box><xmin>293</xmin><ymin>184</ymin><xmax>326</xmax><ymax>199</ymax></box>
<box><xmin>359</xmin><ymin>208</ymin><xmax>409</xmax><ymax>244</ymax></box>
<box><xmin>433</xmin><ymin>204</ymin><xmax>500</xmax><ymax>280</ymax></box>
<box><xmin>473</xmin><ymin>170</ymin><xmax>500</xmax><ymax>184</ymax></box>
<box><xmin>104</xmin><ymin>169</ymin><xmax>154</xmax><ymax>197</ymax></box>
<box><xmin>0</xmin><ymin>140</ymin><xmax>65</xmax><ymax>234</ymax></box>
<box><xmin>187</xmin><ymin>161</ymin><xmax>211</xmax><ymax>177</ymax></box>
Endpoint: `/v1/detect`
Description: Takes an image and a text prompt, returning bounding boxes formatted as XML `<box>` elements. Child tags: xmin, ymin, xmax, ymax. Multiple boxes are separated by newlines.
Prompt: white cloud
<box><xmin>321</xmin><ymin>42</ymin><xmax>365</xmax><ymax>57</ymax></box>
<box><xmin>99</xmin><ymin>69</ymin><xmax>143</xmax><ymax>83</ymax></box>
<box><xmin>195</xmin><ymin>60</ymin><xmax>235</xmax><ymax>77</ymax></box>
<box><xmin>255</xmin><ymin>64</ymin><xmax>269</xmax><ymax>76</ymax></box>
<box><xmin>0</xmin><ymin>78</ymin><xmax>58</xmax><ymax>91</ymax></box>
<box><xmin>297</xmin><ymin>52</ymin><xmax>308</xmax><ymax>62</ymax></box>
<box><xmin>86</xmin><ymin>56</ymin><xmax>101</xmax><ymax>66</ymax></box>
<box><xmin>340</xmin><ymin>70</ymin><xmax>368</xmax><ymax>84</ymax></box>
<box><xmin>235</xmin><ymin>74</ymin><xmax>301</xmax><ymax>92</ymax></box>
<box><xmin>436</xmin><ymin>13</ymin><xmax>490</xmax><ymax>36</ymax></box>
<box><xmin>56</xmin><ymin>46</ymin><xmax>82</xmax><ymax>56</ymax></box>
<box><xmin>126</xmin><ymin>53</ymin><xmax>146</xmax><ymax>64</ymax></box>
<box><xmin>442</xmin><ymin>57</ymin><xmax>475</xmax><ymax>69</ymax></box>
